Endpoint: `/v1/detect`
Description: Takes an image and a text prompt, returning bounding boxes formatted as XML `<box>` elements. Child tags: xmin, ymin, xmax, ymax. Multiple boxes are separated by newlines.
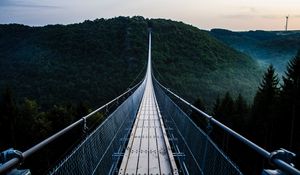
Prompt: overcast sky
<box><xmin>0</xmin><ymin>0</ymin><xmax>299</xmax><ymax>31</ymax></box>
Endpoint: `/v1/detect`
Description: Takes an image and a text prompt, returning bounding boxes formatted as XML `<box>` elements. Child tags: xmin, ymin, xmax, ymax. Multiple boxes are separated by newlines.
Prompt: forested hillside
<box><xmin>150</xmin><ymin>20</ymin><xmax>262</xmax><ymax>108</ymax></box>
<box><xmin>0</xmin><ymin>16</ymin><xmax>264</xmax><ymax>173</ymax></box>
<box><xmin>0</xmin><ymin>17</ymin><xmax>262</xmax><ymax>110</ymax></box>
<box><xmin>0</xmin><ymin>17</ymin><xmax>148</xmax><ymax>109</ymax></box>
<box><xmin>211</xmin><ymin>29</ymin><xmax>300</xmax><ymax>75</ymax></box>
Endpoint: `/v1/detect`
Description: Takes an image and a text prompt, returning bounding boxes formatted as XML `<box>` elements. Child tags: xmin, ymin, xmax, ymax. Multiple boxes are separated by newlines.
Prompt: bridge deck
<box><xmin>118</xmin><ymin>76</ymin><xmax>177</xmax><ymax>175</ymax></box>
<box><xmin>118</xmin><ymin>32</ymin><xmax>178</xmax><ymax>175</ymax></box>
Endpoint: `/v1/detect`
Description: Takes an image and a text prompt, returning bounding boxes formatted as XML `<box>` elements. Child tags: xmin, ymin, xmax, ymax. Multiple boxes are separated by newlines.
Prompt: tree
<box><xmin>280</xmin><ymin>50</ymin><xmax>300</xmax><ymax>150</ymax></box>
<box><xmin>75</xmin><ymin>101</ymin><xmax>89</xmax><ymax>120</ymax></box>
<box><xmin>233</xmin><ymin>94</ymin><xmax>249</xmax><ymax>132</ymax></box>
<box><xmin>190</xmin><ymin>97</ymin><xmax>207</xmax><ymax>131</ymax></box>
<box><xmin>217</xmin><ymin>92</ymin><xmax>235</xmax><ymax>126</ymax></box>
<box><xmin>0</xmin><ymin>87</ymin><xmax>17</xmax><ymax>148</ymax></box>
<box><xmin>213</xmin><ymin>96</ymin><xmax>221</xmax><ymax>117</ymax></box>
<box><xmin>212</xmin><ymin>92</ymin><xmax>235</xmax><ymax>152</ymax></box>
<box><xmin>47</xmin><ymin>105</ymin><xmax>74</xmax><ymax>132</ymax></box>
<box><xmin>16</xmin><ymin>98</ymin><xmax>39</xmax><ymax>147</ymax></box>
<box><xmin>252</xmin><ymin>65</ymin><xmax>280</xmax><ymax>148</ymax></box>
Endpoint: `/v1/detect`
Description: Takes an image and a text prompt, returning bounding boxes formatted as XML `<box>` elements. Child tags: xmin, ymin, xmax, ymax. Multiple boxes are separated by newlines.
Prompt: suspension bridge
<box><xmin>0</xmin><ymin>31</ymin><xmax>299</xmax><ymax>175</ymax></box>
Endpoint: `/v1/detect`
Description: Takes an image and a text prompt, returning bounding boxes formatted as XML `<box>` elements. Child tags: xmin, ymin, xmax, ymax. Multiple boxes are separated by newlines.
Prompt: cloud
<box><xmin>0</xmin><ymin>0</ymin><xmax>13</xmax><ymax>6</ymax></box>
<box><xmin>221</xmin><ymin>14</ymin><xmax>253</xmax><ymax>19</ymax></box>
<box><xmin>293</xmin><ymin>15</ymin><xmax>300</xmax><ymax>18</ymax></box>
<box><xmin>241</xmin><ymin>6</ymin><xmax>258</xmax><ymax>13</ymax></box>
<box><xmin>220</xmin><ymin>7</ymin><xmax>260</xmax><ymax>20</ymax></box>
<box><xmin>260</xmin><ymin>15</ymin><xmax>300</xmax><ymax>19</ymax></box>
<box><xmin>0</xmin><ymin>0</ymin><xmax>61</xmax><ymax>9</ymax></box>
<box><xmin>261</xmin><ymin>15</ymin><xmax>283</xmax><ymax>19</ymax></box>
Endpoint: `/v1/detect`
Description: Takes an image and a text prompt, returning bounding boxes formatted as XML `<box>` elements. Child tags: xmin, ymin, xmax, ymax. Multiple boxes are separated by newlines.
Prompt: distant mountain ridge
<box><xmin>211</xmin><ymin>28</ymin><xmax>300</xmax><ymax>76</ymax></box>
<box><xmin>0</xmin><ymin>17</ymin><xmax>261</xmax><ymax>109</ymax></box>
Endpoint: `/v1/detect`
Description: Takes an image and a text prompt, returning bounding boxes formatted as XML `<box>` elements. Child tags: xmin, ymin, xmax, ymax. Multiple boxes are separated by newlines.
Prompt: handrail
<box><xmin>0</xmin><ymin>79</ymin><xmax>144</xmax><ymax>174</ymax></box>
<box><xmin>153</xmin><ymin>76</ymin><xmax>300</xmax><ymax>175</ymax></box>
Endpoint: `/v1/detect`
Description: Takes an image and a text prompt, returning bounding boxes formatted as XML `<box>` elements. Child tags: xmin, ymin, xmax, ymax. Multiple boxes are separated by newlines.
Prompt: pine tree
<box><xmin>213</xmin><ymin>93</ymin><xmax>235</xmax><ymax>127</ymax></box>
<box><xmin>281</xmin><ymin>50</ymin><xmax>300</xmax><ymax>149</ymax></box>
<box><xmin>213</xmin><ymin>92</ymin><xmax>234</xmax><ymax>152</ymax></box>
<box><xmin>233</xmin><ymin>94</ymin><xmax>249</xmax><ymax>131</ymax></box>
<box><xmin>47</xmin><ymin>105</ymin><xmax>74</xmax><ymax>132</ymax></box>
<box><xmin>213</xmin><ymin>96</ymin><xmax>221</xmax><ymax>117</ymax></box>
<box><xmin>16</xmin><ymin>98</ymin><xmax>39</xmax><ymax>146</ymax></box>
<box><xmin>190</xmin><ymin>97</ymin><xmax>207</xmax><ymax>131</ymax></box>
<box><xmin>75</xmin><ymin>101</ymin><xmax>89</xmax><ymax>120</ymax></box>
<box><xmin>194</xmin><ymin>97</ymin><xmax>206</xmax><ymax>112</ymax></box>
<box><xmin>252</xmin><ymin>65</ymin><xmax>280</xmax><ymax>148</ymax></box>
<box><xmin>0</xmin><ymin>87</ymin><xmax>17</xmax><ymax>148</ymax></box>
<box><xmin>218</xmin><ymin>92</ymin><xmax>235</xmax><ymax>125</ymax></box>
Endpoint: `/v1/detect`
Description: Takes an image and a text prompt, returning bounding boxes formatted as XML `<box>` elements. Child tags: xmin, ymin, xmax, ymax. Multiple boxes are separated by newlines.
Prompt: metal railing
<box><xmin>0</xmin><ymin>80</ymin><xmax>143</xmax><ymax>174</ymax></box>
<box><xmin>153</xmin><ymin>77</ymin><xmax>300</xmax><ymax>175</ymax></box>
<box><xmin>153</xmin><ymin>77</ymin><xmax>242</xmax><ymax>175</ymax></box>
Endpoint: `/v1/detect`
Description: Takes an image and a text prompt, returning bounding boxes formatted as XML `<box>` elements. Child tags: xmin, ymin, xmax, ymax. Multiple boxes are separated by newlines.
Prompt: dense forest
<box><xmin>211</xmin><ymin>29</ymin><xmax>300</xmax><ymax>76</ymax></box>
<box><xmin>0</xmin><ymin>16</ymin><xmax>299</xmax><ymax>174</ymax></box>
<box><xmin>151</xmin><ymin>20</ymin><xmax>262</xmax><ymax>108</ymax></box>
<box><xmin>0</xmin><ymin>17</ymin><xmax>261</xmax><ymax>110</ymax></box>
<box><xmin>0</xmin><ymin>17</ymin><xmax>148</xmax><ymax>109</ymax></box>
<box><xmin>192</xmin><ymin>51</ymin><xmax>300</xmax><ymax>174</ymax></box>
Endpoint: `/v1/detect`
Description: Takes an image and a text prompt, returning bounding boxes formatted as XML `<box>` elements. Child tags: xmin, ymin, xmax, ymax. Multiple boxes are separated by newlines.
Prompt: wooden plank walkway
<box><xmin>118</xmin><ymin>32</ymin><xmax>178</xmax><ymax>175</ymax></box>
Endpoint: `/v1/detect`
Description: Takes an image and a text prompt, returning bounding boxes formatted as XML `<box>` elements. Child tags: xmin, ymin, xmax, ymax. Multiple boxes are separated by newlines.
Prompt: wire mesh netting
<box><xmin>48</xmin><ymin>80</ymin><xmax>146</xmax><ymax>175</ymax></box>
<box><xmin>153</xmin><ymin>79</ymin><xmax>243</xmax><ymax>175</ymax></box>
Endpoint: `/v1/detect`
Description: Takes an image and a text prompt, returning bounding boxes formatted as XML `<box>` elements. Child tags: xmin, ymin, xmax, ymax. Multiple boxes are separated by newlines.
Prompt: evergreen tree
<box><xmin>212</xmin><ymin>92</ymin><xmax>234</xmax><ymax>152</ymax></box>
<box><xmin>75</xmin><ymin>101</ymin><xmax>89</xmax><ymax>120</ymax></box>
<box><xmin>281</xmin><ymin>50</ymin><xmax>300</xmax><ymax>150</ymax></box>
<box><xmin>252</xmin><ymin>65</ymin><xmax>280</xmax><ymax>148</ymax></box>
<box><xmin>217</xmin><ymin>92</ymin><xmax>235</xmax><ymax>126</ymax></box>
<box><xmin>213</xmin><ymin>96</ymin><xmax>221</xmax><ymax>117</ymax></box>
<box><xmin>47</xmin><ymin>105</ymin><xmax>74</xmax><ymax>133</ymax></box>
<box><xmin>194</xmin><ymin>97</ymin><xmax>206</xmax><ymax>112</ymax></box>
<box><xmin>16</xmin><ymin>98</ymin><xmax>39</xmax><ymax>147</ymax></box>
<box><xmin>0</xmin><ymin>87</ymin><xmax>17</xmax><ymax>148</ymax></box>
<box><xmin>233</xmin><ymin>94</ymin><xmax>249</xmax><ymax>131</ymax></box>
<box><xmin>190</xmin><ymin>97</ymin><xmax>207</xmax><ymax>131</ymax></box>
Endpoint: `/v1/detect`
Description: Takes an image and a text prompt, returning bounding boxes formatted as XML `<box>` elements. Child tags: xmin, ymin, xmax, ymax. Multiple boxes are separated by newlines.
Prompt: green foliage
<box><xmin>0</xmin><ymin>91</ymin><xmax>96</xmax><ymax>173</ymax></box>
<box><xmin>0</xmin><ymin>87</ymin><xmax>17</xmax><ymax>149</ymax></box>
<box><xmin>234</xmin><ymin>94</ymin><xmax>250</xmax><ymax>125</ymax></box>
<box><xmin>0</xmin><ymin>17</ymin><xmax>262</xmax><ymax>111</ymax></box>
<box><xmin>280</xmin><ymin>51</ymin><xmax>300</xmax><ymax>150</ymax></box>
<box><xmin>251</xmin><ymin>65</ymin><xmax>280</xmax><ymax>148</ymax></box>
<box><xmin>214</xmin><ymin>52</ymin><xmax>300</xmax><ymax>173</ymax></box>
<box><xmin>211</xmin><ymin>93</ymin><xmax>248</xmax><ymax>130</ymax></box>
<box><xmin>211</xmin><ymin>92</ymin><xmax>250</xmax><ymax>156</ymax></box>
<box><xmin>194</xmin><ymin>97</ymin><xmax>206</xmax><ymax>112</ymax></box>
<box><xmin>213</xmin><ymin>92</ymin><xmax>250</xmax><ymax>130</ymax></box>
<box><xmin>190</xmin><ymin>97</ymin><xmax>208</xmax><ymax>131</ymax></box>
<box><xmin>0</xmin><ymin>16</ymin><xmax>269</xmax><ymax>173</ymax></box>
<box><xmin>211</xmin><ymin>29</ymin><xmax>300</xmax><ymax>75</ymax></box>
<box><xmin>0</xmin><ymin>17</ymin><xmax>148</xmax><ymax>109</ymax></box>
<box><xmin>252</xmin><ymin>65</ymin><xmax>280</xmax><ymax>118</ymax></box>
<box><xmin>151</xmin><ymin>20</ymin><xmax>262</xmax><ymax>109</ymax></box>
